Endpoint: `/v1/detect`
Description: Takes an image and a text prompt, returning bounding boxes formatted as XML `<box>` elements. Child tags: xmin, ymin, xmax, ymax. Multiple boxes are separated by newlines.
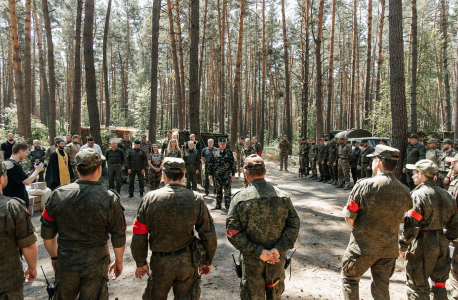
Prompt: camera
<box><xmin>34</xmin><ymin>161</ymin><xmax>47</xmax><ymax>168</ymax></box>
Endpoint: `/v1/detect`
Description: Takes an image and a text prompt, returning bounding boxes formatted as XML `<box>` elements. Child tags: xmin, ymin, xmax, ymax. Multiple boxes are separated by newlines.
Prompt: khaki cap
<box><xmin>0</xmin><ymin>161</ymin><xmax>14</xmax><ymax>176</ymax></box>
<box><xmin>162</xmin><ymin>157</ymin><xmax>185</xmax><ymax>173</ymax></box>
<box><xmin>367</xmin><ymin>145</ymin><xmax>400</xmax><ymax>161</ymax></box>
<box><xmin>75</xmin><ymin>149</ymin><xmax>105</xmax><ymax>169</ymax></box>
<box><xmin>427</xmin><ymin>138</ymin><xmax>438</xmax><ymax>144</ymax></box>
<box><xmin>72</xmin><ymin>135</ymin><xmax>81</xmax><ymax>139</ymax></box>
<box><xmin>243</xmin><ymin>154</ymin><xmax>265</xmax><ymax>170</ymax></box>
<box><xmin>443</xmin><ymin>138</ymin><xmax>454</xmax><ymax>145</ymax></box>
<box><xmin>406</xmin><ymin>159</ymin><xmax>439</xmax><ymax>177</ymax></box>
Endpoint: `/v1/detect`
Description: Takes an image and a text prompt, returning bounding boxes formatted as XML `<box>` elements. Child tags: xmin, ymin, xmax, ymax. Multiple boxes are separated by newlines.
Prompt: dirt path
<box><xmin>24</xmin><ymin>159</ymin><xmax>446</xmax><ymax>299</ymax></box>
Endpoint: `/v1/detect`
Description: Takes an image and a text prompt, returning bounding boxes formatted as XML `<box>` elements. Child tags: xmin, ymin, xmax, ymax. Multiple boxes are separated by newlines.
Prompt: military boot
<box><xmin>322</xmin><ymin>177</ymin><xmax>328</xmax><ymax>183</ymax></box>
<box><xmin>343</xmin><ymin>184</ymin><xmax>351</xmax><ymax>190</ymax></box>
<box><xmin>333</xmin><ymin>180</ymin><xmax>339</xmax><ymax>185</ymax></box>
<box><xmin>279</xmin><ymin>168</ymin><xmax>283</xmax><ymax>171</ymax></box>
<box><xmin>327</xmin><ymin>179</ymin><xmax>334</xmax><ymax>184</ymax></box>
<box><xmin>336</xmin><ymin>181</ymin><xmax>344</xmax><ymax>188</ymax></box>
<box><xmin>128</xmin><ymin>193</ymin><xmax>134</xmax><ymax>198</ymax></box>
<box><xmin>318</xmin><ymin>176</ymin><xmax>324</xmax><ymax>182</ymax></box>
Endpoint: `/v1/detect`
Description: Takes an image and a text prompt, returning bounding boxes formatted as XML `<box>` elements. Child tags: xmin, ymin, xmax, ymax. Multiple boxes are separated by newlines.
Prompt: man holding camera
<box><xmin>28</xmin><ymin>140</ymin><xmax>46</xmax><ymax>182</ymax></box>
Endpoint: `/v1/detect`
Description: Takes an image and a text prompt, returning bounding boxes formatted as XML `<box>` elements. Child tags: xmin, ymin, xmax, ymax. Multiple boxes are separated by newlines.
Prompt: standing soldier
<box><xmin>308</xmin><ymin>138</ymin><xmax>318</xmax><ymax>179</ymax></box>
<box><xmin>351</xmin><ymin>142</ymin><xmax>361</xmax><ymax>184</ymax></box>
<box><xmin>161</xmin><ymin>131</ymin><xmax>173</xmax><ymax>155</ymax></box>
<box><xmin>242</xmin><ymin>138</ymin><xmax>254</xmax><ymax>188</ymax></box>
<box><xmin>41</xmin><ymin>149</ymin><xmax>126</xmax><ymax>299</ymax></box>
<box><xmin>327</xmin><ymin>139</ymin><xmax>339</xmax><ymax>185</ymax></box>
<box><xmin>65</xmin><ymin>133</ymin><xmax>72</xmax><ymax>144</ymax></box>
<box><xmin>147</xmin><ymin>144</ymin><xmax>163</xmax><ymax>191</ymax></box>
<box><xmin>28</xmin><ymin>139</ymin><xmax>46</xmax><ymax>182</ymax></box>
<box><xmin>118</xmin><ymin>132</ymin><xmax>132</xmax><ymax>184</ymax></box>
<box><xmin>131</xmin><ymin>158</ymin><xmax>217</xmax><ymax>300</ymax></box>
<box><xmin>342</xmin><ymin>145</ymin><xmax>412</xmax><ymax>300</ymax></box>
<box><xmin>126</xmin><ymin>140</ymin><xmax>147</xmax><ymax>198</ymax></box>
<box><xmin>251</xmin><ymin>136</ymin><xmax>263</xmax><ymax>156</ymax></box>
<box><xmin>278</xmin><ymin>135</ymin><xmax>291</xmax><ymax>171</ymax></box>
<box><xmin>183</xmin><ymin>141</ymin><xmax>200</xmax><ymax>191</ymax></box>
<box><xmin>0</xmin><ymin>160</ymin><xmax>38</xmax><ymax>299</ymax></box>
<box><xmin>65</xmin><ymin>135</ymin><xmax>81</xmax><ymax>180</ymax></box>
<box><xmin>425</xmin><ymin>138</ymin><xmax>441</xmax><ymax>164</ymax></box>
<box><xmin>317</xmin><ymin>138</ymin><xmax>329</xmax><ymax>182</ymax></box>
<box><xmin>201</xmin><ymin>139</ymin><xmax>218</xmax><ymax>196</ymax></box>
<box><xmin>436</xmin><ymin>138</ymin><xmax>456</xmax><ymax>190</ymax></box>
<box><xmin>226</xmin><ymin>155</ymin><xmax>300</xmax><ymax>300</ymax></box>
<box><xmin>234</xmin><ymin>136</ymin><xmax>245</xmax><ymax>177</ymax></box>
<box><xmin>403</xmin><ymin>133</ymin><xmax>426</xmax><ymax>190</ymax></box>
<box><xmin>447</xmin><ymin>157</ymin><xmax>458</xmax><ymax>298</ymax></box>
<box><xmin>140</xmin><ymin>134</ymin><xmax>152</xmax><ymax>182</ymax></box>
<box><xmin>357</xmin><ymin>139</ymin><xmax>374</xmax><ymax>179</ymax></box>
<box><xmin>400</xmin><ymin>159</ymin><xmax>458</xmax><ymax>299</ymax></box>
<box><xmin>298</xmin><ymin>138</ymin><xmax>305</xmax><ymax>176</ymax></box>
<box><xmin>337</xmin><ymin>137</ymin><xmax>353</xmax><ymax>190</ymax></box>
<box><xmin>208</xmin><ymin>138</ymin><xmax>236</xmax><ymax>210</ymax></box>
<box><xmin>46</xmin><ymin>136</ymin><xmax>61</xmax><ymax>161</ymax></box>
<box><xmin>302</xmin><ymin>138</ymin><xmax>310</xmax><ymax>176</ymax></box>
<box><xmin>105</xmin><ymin>140</ymin><xmax>124</xmax><ymax>194</ymax></box>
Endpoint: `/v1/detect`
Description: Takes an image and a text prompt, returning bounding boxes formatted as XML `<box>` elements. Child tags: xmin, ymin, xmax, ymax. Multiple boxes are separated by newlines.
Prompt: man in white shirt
<box><xmin>80</xmin><ymin>137</ymin><xmax>103</xmax><ymax>156</ymax></box>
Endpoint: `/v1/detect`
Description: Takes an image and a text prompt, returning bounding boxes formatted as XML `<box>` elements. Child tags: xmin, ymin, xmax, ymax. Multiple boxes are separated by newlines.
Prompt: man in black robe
<box><xmin>46</xmin><ymin>140</ymin><xmax>75</xmax><ymax>191</ymax></box>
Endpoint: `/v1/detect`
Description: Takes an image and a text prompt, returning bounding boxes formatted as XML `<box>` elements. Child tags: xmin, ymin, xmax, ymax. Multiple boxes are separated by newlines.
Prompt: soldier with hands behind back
<box><xmin>126</xmin><ymin>140</ymin><xmax>147</xmax><ymax>198</ymax></box>
<box><xmin>357</xmin><ymin>139</ymin><xmax>374</xmax><ymax>179</ymax></box>
<box><xmin>278</xmin><ymin>135</ymin><xmax>291</xmax><ymax>171</ymax></box>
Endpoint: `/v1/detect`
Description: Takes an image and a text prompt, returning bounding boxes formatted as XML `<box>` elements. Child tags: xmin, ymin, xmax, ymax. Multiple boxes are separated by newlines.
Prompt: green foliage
<box><xmin>129</xmin><ymin>83</ymin><xmax>151</xmax><ymax>131</ymax></box>
<box><xmin>100</xmin><ymin>128</ymin><xmax>117</xmax><ymax>153</ymax></box>
<box><xmin>369</xmin><ymin>77</ymin><xmax>392</xmax><ymax>138</ymax></box>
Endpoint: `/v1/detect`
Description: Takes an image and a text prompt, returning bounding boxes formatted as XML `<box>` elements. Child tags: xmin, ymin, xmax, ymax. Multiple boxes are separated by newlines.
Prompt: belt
<box><xmin>151</xmin><ymin>246</ymin><xmax>190</xmax><ymax>257</ymax></box>
<box><xmin>109</xmin><ymin>163</ymin><xmax>121</xmax><ymax>166</ymax></box>
<box><xmin>419</xmin><ymin>229</ymin><xmax>443</xmax><ymax>238</ymax></box>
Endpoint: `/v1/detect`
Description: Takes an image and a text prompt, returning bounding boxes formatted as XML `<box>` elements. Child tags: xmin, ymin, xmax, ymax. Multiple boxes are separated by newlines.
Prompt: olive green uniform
<box><xmin>242</xmin><ymin>146</ymin><xmax>255</xmax><ymax>188</ymax></box>
<box><xmin>400</xmin><ymin>179</ymin><xmax>458</xmax><ymax>299</ymax></box>
<box><xmin>342</xmin><ymin>173</ymin><xmax>412</xmax><ymax>300</ymax></box>
<box><xmin>252</xmin><ymin>142</ymin><xmax>263</xmax><ymax>156</ymax></box>
<box><xmin>117</xmin><ymin>139</ymin><xmax>132</xmax><ymax>182</ymax></box>
<box><xmin>41</xmin><ymin>180</ymin><xmax>126</xmax><ymax>300</ymax></box>
<box><xmin>299</xmin><ymin>142</ymin><xmax>309</xmax><ymax>175</ymax></box>
<box><xmin>208</xmin><ymin>148</ymin><xmax>236</xmax><ymax>208</ymax></box>
<box><xmin>278</xmin><ymin>140</ymin><xmax>291</xmax><ymax>171</ymax></box>
<box><xmin>351</xmin><ymin>147</ymin><xmax>361</xmax><ymax>184</ymax></box>
<box><xmin>338</xmin><ymin>144</ymin><xmax>353</xmax><ymax>189</ymax></box>
<box><xmin>327</xmin><ymin>142</ymin><xmax>338</xmax><ymax>184</ymax></box>
<box><xmin>148</xmin><ymin>153</ymin><xmax>162</xmax><ymax>190</ymax></box>
<box><xmin>126</xmin><ymin>148</ymin><xmax>147</xmax><ymax>195</ymax></box>
<box><xmin>105</xmin><ymin>148</ymin><xmax>124</xmax><ymax>193</ymax></box>
<box><xmin>0</xmin><ymin>195</ymin><xmax>37</xmax><ymax>300</ymax></box>
<box><xmin>65</xmin><ymin>142</ymin><xmax>81</xmax><ymax>180</ymax></box>
<box><xmin>448</xmin><ymin>179</ymin><xmax>458</xmax><ymax>299</ymax></box>
<box><xmin>437</xmin><ymin>149</ymin><xmax>457</xmax><ymax>190</ymax></box>
<box><xmin>426</xmin><ymin>148</ymin><xmax>441</xmax><ymax>164</ymax></box>
<box><xmin>226</xmin><ymin>178</ymin><xmax>300</xmax><ymax>300</ymax></box>
<box><xmin>308</xmin><ymin>143</ymin><xmax>318</xmax><ymax>178</ymax></box>
<box><xmin>131</xmin><ymin>183</ymin><xmax>217</xmax><ymax>300</ymax></box>
<box><xmin>28</xmin><ymin>145</ymin><xmax>46</xmax><ymax>182</ymax></box>
<box><xmin>358</xmin><ymin>146</ymin><xmax>375</xmax><ymax>178</ymax></box>
<box><xmin>234</xmin><ymin>141</ymin><xmax>245</xmax><ymax>176</ymax></box>
<box><xmin>317</xmin><ymin>144</ymin><xmax>328</xmax><ymax>180</ymax></box>
<box><xmin>403</xmin><ymin>144</ymin><xmax>426</xmax><ymax>190</ymax></box>
<box><xmin>183</xmin><ymin>148</ymin><xmax>200</xmax><ymax>191</ymax></box>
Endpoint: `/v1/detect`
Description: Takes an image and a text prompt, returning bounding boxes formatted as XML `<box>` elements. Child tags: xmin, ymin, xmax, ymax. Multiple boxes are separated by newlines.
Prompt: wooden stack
<box><xmin>28</xmin><ymin>182</ymin><xmax>47</xmax><ymax>216</ymax></box>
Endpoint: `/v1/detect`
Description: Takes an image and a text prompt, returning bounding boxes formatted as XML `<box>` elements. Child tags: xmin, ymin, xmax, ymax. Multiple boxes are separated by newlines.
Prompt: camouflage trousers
<box><xmin>405</xmin><ymin>231</ymin><xmax>450</xmax><ymax>299</ymax></box>
<box><xmin>318</xmin><ymin>162</ymin><xmax>328</xmax><ymax>177</ymax></box>
<box><xmin>338</xmin><ymin>159</ymin><xmax>351</xmax><ymax>188</ymax></box>
<box><xmin>149</xmin><ymin>169</ymin><xmax>162</xmax><ymax>191</ymax></box>
<box><xmin>214</xmin><ymin>175</ymin><xmax>232</xmax><ymax>208</ymax></box>
<box><xmin>108</xmin><ymin>165</ymin><xmax>122</xmax><ymax>193</ymax></box>
<box><xmin>438</xmin><ymin>172</ymin><xmax>450</xmax><ymax>191</ymax></box>
<box><xmin>406</xmin><ymin>169</ymin><xmax>415</xmax><ymax>191</ymax></box>
<box><xmin>71</xmin><ymin>164</ymin><xmax>79</xmax><ymax>181</ymax></box>
<box><xmin>237</xmin><ymin>156</ymin><xmax>242</xmax><ymax>176</ymax></box>
<box><xmin>328</xmin><ymin>163</ymin><xmax>338</xmax><ymax>181</ymax></box>
<box><xmin>0</xmin><ymin>287</ymin><xmax>23</xmax><ymax>300</ymax></box>
<box><xmin>279</xmin><ymin>152</ymin><xmax>288</xmax><ymax>170</ymax></box>
<box><xmin>310</xmin><ymin>159</ymin><xmax>317</xmax><ymax>175</ymax></box>
<box><xmin>142</xmin><ymin>252</ymin><xmax>201</xmax><ymax>300</ymax></box>
<box><xmin>450</xmin><ymin>242</ymin><xmax>458</xmax><ymax>299</ymax></box>
<box><xmin>186</xmin><ymin>165</ymin><xmax>198</xmax><ymax>191</ymax></box>
<box><xmin>341</xmin><ymin>249</ymin><xmax>396</xmax><ymax>300</ymax></box>
<box><xmin>53</xmin><ymin>260</ymin><xmax>109</xmax><ymax>300</ymax></box>
<box><xmin>301</xmin><ymin>156</ymin><xmax>309</xmax><ymax>170</ymax></box>
<box><xmin>360</xmin><ymin>163</ymin><xmax>372</xmax><ymax>179</ymax></box>
<box><xmin>240</xmin><ymin>254</ymin><xmax>286</xmax><ymax>300</ymax></box>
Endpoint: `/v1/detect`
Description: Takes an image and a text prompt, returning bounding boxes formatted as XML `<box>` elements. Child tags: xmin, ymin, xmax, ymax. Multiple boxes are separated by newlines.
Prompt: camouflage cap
<box><xmin>427</xmin><ymin>138</ymin><xmax>438</xmax><ymax>144</ymax></box>
<box><xmin>219</xmin><ymin>137</ymin><xmax>227</xmax><ymax>144</ymax></box>
<box><xmin>418</xmin><ymin>138</ymin><xmax>424</xmax><ymax>142</ymax></box>
<box><xmin>443</xmin><ymin>138</ymin><xmax>454</xmax><ymax>145</ymax></box>
<box><xmin>54</xmin><ymin>136</ymin><xmax>61</xmax><ymax>142</ymax></box>
<box><xmin>409</xmin><ymin>133</ymin><xmax>419</xmax><ymax>139</ymax></box>
<box><xmin>339</xmin><ymin>137</ymin><xmax>346</xmax><ymax>141</ymax></box>
<box><xmin>162</xmin><ymin>157</ymin><xmax>185</xmax><ymax>173</ymax></box>
<box><xmin>282</xmin><ymin>134</ymin><xmax>287</xmax><ymax>138</ymax></box>
<box><xmin>243</xmin><ymin>154</ymin><xmax>265</xmax><ymax>170</ymax></box>
<box><xmin>367</xmin><ymin>145</ymin><xmax>400</xmax><ymax>160</ymax></box>
<box><xmin>141</xmin><ymin>134</ymin><xmax>147</xmax><ymax>137</ymax></box>
<box><xmin>75</xmin><ymin>148</ymin><xmax>106</xmax><ymax>169</ymax></box>
<box><xmin>406</xmin><ymin>159</ymin><xmax>438</xmax><ymax>177</ymax></box>
<box><xmin>0</xmin><ymin>160</ymin><xmax>14</xmax><ymax>176</ymax></box>
<box><xmin>72</xmin><ymin>135</ymin><xmax>81</xmax><ymax>139</ymax></box>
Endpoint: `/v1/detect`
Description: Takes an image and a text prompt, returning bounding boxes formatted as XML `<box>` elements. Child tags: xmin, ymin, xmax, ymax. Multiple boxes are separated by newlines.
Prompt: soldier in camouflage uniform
<box><xmin>65</xmin><ymin>135</ymin><xmax>81</xmax><ymax>181</ymax></box>
<box><xmin>298</xmin><ymin>138</ymin><xmax>306</xmax><ymax>176</ymax></box>
<box><xmin>208</xmin><ymin>138</ymin><xmax>236</xmax><ymax>210</ymax></box>
<box><xmin>41</xmin><ymin>149</ymin><xmax>126</xmax><ymax>300</ymax></box>
<box><xmin>201</xmin><ymin>139</ymin><xmax>219</xmax><ymax>196</ymax></box>
<box><xmin>131</xmin><ymin>158</ymin><xmax>217</xmax><ymax>300</ymax></box>
<box><xmin>140</xmin><ymin>134</ymin><xmax>152</xmax><ymax>182</ymax></box>
<box><xmin>183</xmin><ymin>141</ymin><xmax>200</xmax><ymax>191</ymax></box>
<box><xmin>0</xmin><ymin>161</ymin><xmax>38</xmax><ymax>299</ymax></box>
<box><xmin>317</xmin><ymin>138</ymin><xmax>329</xmax><ymax>182</ymax></box>
<box><xmin>278</xmin><ymin>135</ymin><xmax>291</xmax><ymax>171</ymax></box>
<box><xmin>164</xmin><ymin>138</ymin><xmax>182</xmax><ymax>158</ymax></box>
<box><xmin>46</xmin><ymin>136</ymin><xmax>61</xmax><ymax>161</ymax></box>
<box><xmin>126</xmin><ymin>141</ymin><xmax>147</xmax><ymax>198</ymax></box>
<box><xmin>436</xmin><ymin>138</ymin><xmax>457</xmax><ymax>190</ymax></box>
<box><xmin>327</xmin><ymin>139</ymin><xmax>339</xmax><ymax>185</ymax></box>
<box><xmin>226</xmin><ymin>155</ymin><xmax>300</xmax><ymax>300</ymax></box>
<box><xmin>118</xmin><ymin>133</ymin><xmax>133</xmax><ymax>184</ymax></box>
<box><xmin>342</xmin><ymin>145</ymin><xmax>412</xmax><ymax>300</ymax></box>
<box><xmin>308</xmin><ymin>138</ymin><xmax>318</xmax><ymax>179</ymax></box>
<box><xmin>400</xmin><ymin>160</ymin><xmax>458</xmax><ymax>299</ymax></box>
<box><xmin>147</xmin><ymin>144</ymin><xmax>163</xmax><ymax>191</ymax></box>
<box><xmin>402</xmin><ymin>133</ymin><xmax>426</xmax><ymax>190</ymax></box>
<box><xmin>28</xmin><ymin>139</ymin><xmax>46</xmax><ymax>182</ymax></box>
<box><xmin>337</xmin><ymin>137</ymin><xmax>353</xmax><ymax>190</ymax></box>
<box><xmin>251</xmin><ymin>136</ymin><xmax>263</xmax><ymax>156</ymax></box>
<box><xmin>357</xmin><ymin>139</ymin><xmax>374</xmax><ymax>179</ymax></box>
<box><xmin>242</xmin><ymin>138</ymin><xmax>255</xmax><ymax>188</ymax></box>
<box><xmin>426</xmin><ymin>138</ymin><xmax>441</xmax><ymax>164</ymax></box>
<box><xmin>234</xmin><ymin>137</ymin><xmax>245</xmax><ymax>177</ymax></box>
<box><xmin>351</xmin><ymin>142</ymin><xmax>361</xmax><ymax>184</ymax></box>
<box><xmin>447</xmin><ymin>157</ymin><xmax>458</xmax><ymax>299</ymax></box>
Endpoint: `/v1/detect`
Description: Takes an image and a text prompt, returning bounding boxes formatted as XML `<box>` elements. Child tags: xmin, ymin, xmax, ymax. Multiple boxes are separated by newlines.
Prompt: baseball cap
<box><xmin>75</xmin><ymin>149</ymin><xmax>105</xmax><ymax>169</ymax></box>
<box><xmin>72</xmin><ymin>135</ymin><xmax>81</xmax><ymax>139</ymax></box>
<box><xmin>427</xmin><ymin>138</ymin><xmax>438</xmax><ymax>144</ymax></box>
<box><xmin>243</xmin><ymin>154</ymin><xmax>265</xmax><ymax>170</ymax></box>
<box><xmin>219</xmin><ymin>137</ymin><xmax>227</xmax><ymax>144</ymax></box>
<box><xmin>443</xmin><ymin>138</ymin><xmax>454</xmax><ymax>145</ymax></box>
<box><xmin>0</xmin><ymin>161</ymin><xmax>14</xmax><ymax>176</ymax></box>
<box><xmin>406</xmin><ymin>159</ymin><xmax>438</xmax><ymax>177</ymax></box>
<box><xmin>409</xmin><ymin>133</ymin><xmax>419</xmax><ymax>139</ymax></box>
<box><xmin>141</xmin><ymin>134</ymin><xmax>147</xmax><ymax>138</ymax></box>
<box><xmin>339</xmin><ymin>137</ymin><xmax>346</xmax><ymax>141</ymax></box>
<box><xmin>367</xmin><ymin>145</ymin><xmax>400</xmax><ymax>160</ymax></box>
<box><xmin>162</xmin><ymin>157</ymin><xmax>185</xmax><ymax>173</ymax></box>
<box><xmin>283</xmin><ymin>135</ymin><xmax>287</xmax><ymax>138</ymax></box>
<box><xmin>324</xmin><ymin>133</ymin><xmax>329</xmax><ymax>137</ymax></box>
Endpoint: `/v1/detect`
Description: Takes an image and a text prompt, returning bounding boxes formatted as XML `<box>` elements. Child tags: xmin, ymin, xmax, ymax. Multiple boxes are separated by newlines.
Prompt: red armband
<box><xmin>258</xmin><ymin>151</ymin><xmax>262</xmax><ymax>155</ymax></box>
<box><xmin>133</xmin><ymin>218</ymin><xmax>149</xmax><ymax>235</ymax></box>
<box><xmin>42</xmin><ymin>208</ymin><xmax>55</xmax><ymax>222</ymax></box>
<box><xmin>434</xmin><ymin>282</ymin><xmax>445</xmax><ymax>288</ymax></box>
<box><xmin>407</xmin><ymin>209</ymin><xmax>423</xmax><ymax>222</ymax></box>
<box><xmin>226</xmin><ymin>229</ymin><xmax>240</xmax><ymax>236</ymax></box>
<box><xmin>347</xmin><ymin>200</ymin><xmax>360</xmax><ymax>213</ymax></box>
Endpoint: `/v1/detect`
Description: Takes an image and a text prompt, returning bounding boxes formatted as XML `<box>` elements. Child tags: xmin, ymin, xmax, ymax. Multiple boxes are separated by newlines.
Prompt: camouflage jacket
<box><xmin>448</xmin><ymin>179</ymin><xmax>458</xmax><ymax>245</ymax></box>
<box><xmin>0</xmin><ymin>195</ymin><xmax>37</xmax><ymax>292</ymax></box>
<box><xmin>242</xmin><ymin>146</ymin><xmax>254</xmax><ymax>166</ymax></box>
<box><xmin>317</xmin><ymin>145</ymin><xmax>328</xmax><ymax>163</ymax></box>
<box><xmin>28</xmin><ymin>146</ymin><xmax>46</xmax><ymax>164</ymax></box>
<box><xmin>308</xmin><ymin>143</ymin><xmax>318</xmax><ymax>160</ymax></box>
<box><xmin>208</xmin><ymin>149</ymin><xmax>236</xmax><ymax>177</ymax></box>
<box><xmin>438</xmin><ymin>149</ymin><xmax>457</xmax><ymax>172</ymax></box>
<box><xmin>41</xmin><ymin>180</ymin><xmax>126</xmax><ymax>271</ymax></box>
<box><xmin>65</xmin><ymin>142</ymin><xmax>81</xmax><ymax>165</ymax></box>
<box><xmin>117</xmin><ymin>140</ymin><xmax>132</xmax><ymax>155</ymax></box>
<box><xmin>358</xmin><ymin>146</ymin><xmax>375</xmax><ymax>166</ymax></box>
<box><xmin>278</xmin><ymin>140</ymin><xmax>291</xmax><ymax>154</ymax></box>
<box><xmin>131</xmin><ymin>183</ymin><xmax>217</xmax><ymax>267</ymax></box>
<box><xmin>148</xmin><ymin>153</ymin><xmax>163</xmax><ymax>169</ymax></box>
<box><xmin>425</xmin><ymin>148</ymin><xmax>441</xmax><ymax>164</ymax></box>
<box><xmin>351</xmin><ymin>148</ymin><xmax>361</xmax><ymax>168</ymax></box>
<box><xmin>164</xmin><ymin>148</ymin><xmax>181</xmax><ymax>158</ymax></box>
<box><xmin>403</xmin><ymin>143</ymin><xmax>426</xmax><ymax>167</ymax></box>
<box><xmin>126</xmin><ymin>148</ymin><xmax>147</xmax><ymax>171</ymax></box>
<box><xmin>399</xmin><ymin>179</ymin><xmax>458</xmax><ymax>251</ymax></box>
<box><xmin>226</xmin><ymin>178</ymin><xmax>300</xmax><ymax>265</ymax></box>
<box><xmin>252</xmin><ymin>142</ymin><xmax>263</xmax><ymax>156</ymax></box>
<box><xmin>344</xmin><ymin>173</ymin><xmax>412</xmax><ymax>257</ymax></box>
<box><xmin>327</xmin><ymin>143</ymin><xmax>338</xmax><ymax>164</ymax></box>
<box><xmin>183</xmin><ymin>148</ymin><xmax>200</xmax><ymax>167</ymax></box>
<box><xmin>46</xmin><ymin>145</ymin><xmax>57</xmax><ymax>160</ymax></box>
<box><xmin>234</xmin><ymin>142</ymin><xmax>244</xmax><ymax>156</ymax></box>
<box><xmin>338</xmin><ymin>144</ymin><xmax>353</xmax><ymax>161</ymax></box>
<box><xmin>140</xmin><ymin>141</ymin><xmax>152</xmax><ymax>156</ymax></box>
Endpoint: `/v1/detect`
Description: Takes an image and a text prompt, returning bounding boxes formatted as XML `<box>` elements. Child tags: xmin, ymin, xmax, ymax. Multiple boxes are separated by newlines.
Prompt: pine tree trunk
<box><xmin>232</xmin><ymin>0</ymin><xmax>245</xmax><ymax>147</ymax></box>
<box><xmin>440</xmin><ymin>0</ymin><xmax>451</xmax><ymax>131</ymax></box>
<box><xmin>175</xmin><ymin>0</ymin><xmax>186</xmax><ymax>129</ymax></box>
<box><xmin>189</xmin><ymin>0</ymin><xmax>200</xmax><ymax>141</ymax></box>
<box><xmin>315</xmin><ymin>0</ymin><xmax>324</xmax><ymax>139</ymax></box>
<box><xmin>364</xmin><ymin>0</ymin><xmax>372</xmax><ymax>129</ymax></box>
<box><xmin>24</xmin><ymin>0</ymin><xmax>33</xmax><ymax>138</ymax></box>
<box><xmin>260</xmin><ymin>0</ymin><xmax>266</xmax><ymax>146</ymax></box>
<box><xmin>349</xmin><ymin>0</ymin><xmax>357</xmax><ymax>129</ymax></box>
<box><xmin>302</xmin><ymin>0</ymin><xmax>310</xmax><ymax>137</ymax></box>
<box><xmin>326</xmin><ymin>0</ymin><xmax>336</xmax><ymax>134</ymax></box>
<box><xmin>455</xmin><ymin>22</ymin><xmax>458</xmax><ymax>139</ymax></box>
<box><xmin>198</xmin><ymin>0</ymin><xmax>208</xmax><ymax>96</ymax></box>
<box><xmin>410</xmin><ymin>0</ymin><xmax>417</xmax><ymax>133</ymax></box>
<box><xmin>149</xmin><ymin>0</ymin><xmax>161</xmax><ymax>143</ymax></box>
<box><xmin>71</xmin><ymin>0</ymin><xmax>83</xmax><ymax>135</ymax></box>
<box><xmin>375</xmin><ymin>0</ymin><xmax>385</xmax><ymax>103</ymax></box>
<box><xmin>281</xmin><ymin>0</ymin><xmax>291</xmax><ymax>141</ymax></box>
<box><xmin>103</xmin><ymin>0</ymin><xmax>112</xmax><ymax>127</ymax></box>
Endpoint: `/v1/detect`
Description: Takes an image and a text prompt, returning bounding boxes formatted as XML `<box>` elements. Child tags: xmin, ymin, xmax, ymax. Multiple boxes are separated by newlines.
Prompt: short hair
<box><xmin>379</xmin><ymin>157</ymin><xmax>397</xmax><ymax>172</ymax></box>
<box><xmin>190</xmin><ymin>134</ymin><xmax>195</xmax><ymax>138</ymax></box>
<box><xmin>87</xmin><ymin>137</ymin><xmax>94</xmax><ymax>142</ymax></box>
<box><xmin>66</xmin><ymin>134</ymin><xmax>72</xmax><ymax>137</ymax></box>
<box><xmin>167</xmin><ymin>131</ymin><xmax>173</xmax><ymax>134</ymax></box>
<box><xmin>77</xmin><ymin>164</ymin><xmax>100</xmax><ymax>176</ymax></box>
<box><xmin>164</xmin><ymin>172</ymin><xmax>184</xmax><ymax>181</ymax></box>
<box><xmin>246</xmin><ymin>168</ymin><xmax>267</xmax><ymax>177</ymax></box>
<box><xmin>208</xmin><ymin>139</ymin><xmax>214</xmax><ymax>143</ymax></box>
<box><xmin>33</xmin><ymin>139</ymin><xmax>40</xmax><ymax>143</ymax></box>
<box><xmin>123</xmin><ymin>132</ymin><xmax>129</xmax><ymax>136</ymax></box>
<box><xmin>252</xmin><ymin>136</ymin><xmax>257</xmax><ymax>139</ymax></box>
<box><xmin>12</xmin><ymin>142</ymin><xmax>28</xmax><ymax>154</ymax></box>
<box><xmin>188</xmin><ymin>141</ymin><xmax>194</xmax><ymax>146</ymax></box>
<box><xmin>245</xmin><ymin>138</ymin><xmax>250</xmax><ymax>143</ymax></box>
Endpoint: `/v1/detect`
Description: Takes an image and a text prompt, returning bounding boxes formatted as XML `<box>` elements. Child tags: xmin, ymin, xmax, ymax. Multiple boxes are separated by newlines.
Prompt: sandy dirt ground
<box><xmin>23</xmin><ymin>157</ymin><xmax>453</xmax><ymax>299</ymax></box>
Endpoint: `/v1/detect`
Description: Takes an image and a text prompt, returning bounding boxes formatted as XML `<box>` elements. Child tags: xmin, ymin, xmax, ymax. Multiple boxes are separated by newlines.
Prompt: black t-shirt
<box><xmin>1</xmin><ymin>141</ymin><xmax>15</xmax><ymax>160</ymax></box>
<box><xmin>3</xmin><ymin>159</ymin><xmax>29</xmax><ymax>207</ymax></box>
